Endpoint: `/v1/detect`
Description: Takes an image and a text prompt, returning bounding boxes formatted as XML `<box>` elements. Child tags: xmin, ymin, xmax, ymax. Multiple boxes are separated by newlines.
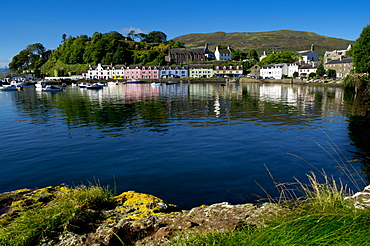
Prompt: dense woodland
<box><xmin>9</xmin><ymin>31</ymin><xmax>185</xmax><ymax>76</ymax></box>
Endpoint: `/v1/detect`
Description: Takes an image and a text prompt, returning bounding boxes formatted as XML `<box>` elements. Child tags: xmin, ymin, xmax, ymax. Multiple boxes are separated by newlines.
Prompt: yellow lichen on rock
<box><xmin>112</xmin><ymin>191</ymin><xmax>177</xmax><ymax>219</ymax></box>
<box><xmin>14</xmin><ymin>188</ymin><xmax>32</xmax><ymax>194</ymax></box>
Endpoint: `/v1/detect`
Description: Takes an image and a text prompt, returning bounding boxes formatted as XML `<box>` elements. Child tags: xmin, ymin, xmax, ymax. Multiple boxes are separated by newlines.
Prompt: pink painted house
<box><xmin>124</xmin><ymin>65</ymin><xmax>159</xmax><ymax>79</ymax></box>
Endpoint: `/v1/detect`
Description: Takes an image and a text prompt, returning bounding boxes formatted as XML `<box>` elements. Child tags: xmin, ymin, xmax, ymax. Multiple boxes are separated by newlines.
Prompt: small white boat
<box><xmin>126</xmin><ymin>78</ymin><xmax>143</xmax><ymax>84</ymax></box>
<box><xmin>0</xmin><ymin>85</ymin><xmax>19</xmax><ymax>91</ymax></box>
<box><xmin>35</xmin><ymin>81</ymin><xmax>49</xmax><ymax>90</ymax></box>
<box><xmin>10</xmin><ymin>81</ymin><xmax>28</xmax><ymax>86</ymax></box>
<box><xmin>97</xmin><ymin>82</ymin><xmax>106</xmax><ymax>87</ymax></box>
<box><xmin>79</xmin><ymin>82</ymin><xmax>87</xmax><ymax>88</ymax></box>
<box><xmin>86</xmin><ymin>83</ymin><xmax>103</xmax><ymax>89</ymax></box>
<box><xmin>108</xmin><ymin>81</ymin><xmax>119</xmax><ymax>86</ymax></box>
<box><xmin>71</xmin><ymin>83</ymin><xmax>78</xmax><ymax>87</ymax></box>
<box><xmin>166</xmin><ymin>81</ymin><xmax>178</xmax><ymax>85</ymax></box>
<box><xmin>42</xmin><ymin>85</ymin><xmax>62</xmax><ymax>92</ymax></box>
<box><xmin>151</xmin><ymin>82</ymin><xmax>162</xmax><ymax>86</ymax></box>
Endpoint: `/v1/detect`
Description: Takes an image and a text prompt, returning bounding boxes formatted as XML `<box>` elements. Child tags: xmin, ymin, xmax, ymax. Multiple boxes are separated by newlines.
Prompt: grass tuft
<box><xmin>171</xmin><ymin>172</ymin><xmax>370</xmax><ymax>245</ymax></box>
<box><xmin>0</xmin><ymin>184</ymin><xmax>113</xmax><ymax>245</ymax></box>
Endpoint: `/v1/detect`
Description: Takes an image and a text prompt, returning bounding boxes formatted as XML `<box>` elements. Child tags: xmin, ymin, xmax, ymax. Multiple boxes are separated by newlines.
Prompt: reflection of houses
<box><xmin>260</xmin><ymin>64</ymin><xmax>288</xmax><ymax>79</ymax></box>
<box><xmin>83</xmin><ymin>64</ymin><xmax>125</xmax><ymax>80</ymax></box>
<box><xmin>324</xmin><ymin>44</ymin><xmax>352</xmax><ymax>63</ymax></box>
<box><xmin>189</xmin><ymin>64</ymin><xmax>213</xmax><ymax>78</ymax></box>
<box><xmin>165</xmin><ymin>43</ymin><xmax>214</xmax><ymax>64</ymax></box>
<box><xmin>213</xmin><ymin>65</ymin><xmax>243</xmax><ymax>78</ymax></box>
<box><xmin>124</xmin><ymin>84</ymin><xmax>160</xmax><ymax>102</ymax></box>
<box><xmin>295</xmin><ymin>45</ymin><xmax>319</xmax><ymax>63</ymax></box>
<box><xmin>214</xmin><ymin>46</ymin><xmax>232</xmax><ymax>61</ymax></box>
<box><xmin>159</xmin><ymin>65</ymin><xmax>188</xmax><ymax>78</ymax></box>
<box><xmin>324</xmin><ymin>58</ymin><xmax>353</xmax><ymax>78</ymax></box>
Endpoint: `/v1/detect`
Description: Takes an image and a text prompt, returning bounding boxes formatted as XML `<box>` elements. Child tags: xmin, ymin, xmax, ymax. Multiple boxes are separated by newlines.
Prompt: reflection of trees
<box><xmin>347</xmin><ymin>113</ymin><xmax>370</xmax><ymax>184</ymax></box>
<box><xmin>343</xmin><ymin>89</ymin><xmax>370</xmax><ymax>184</ymax></box>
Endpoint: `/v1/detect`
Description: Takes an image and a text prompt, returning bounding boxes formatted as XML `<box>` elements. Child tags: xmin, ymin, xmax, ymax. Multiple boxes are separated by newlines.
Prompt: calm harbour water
<box><xmin>1</xmin><ymin>82</ymin><xmax>369</xmax><ymax>209</ymax></box>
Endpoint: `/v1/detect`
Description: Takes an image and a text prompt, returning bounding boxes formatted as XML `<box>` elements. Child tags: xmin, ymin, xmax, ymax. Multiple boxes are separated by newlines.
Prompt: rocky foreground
<box><xmin>1</xmin><ymin>185</ymin><xmax>370</xmax><ymax>246</ymax></box>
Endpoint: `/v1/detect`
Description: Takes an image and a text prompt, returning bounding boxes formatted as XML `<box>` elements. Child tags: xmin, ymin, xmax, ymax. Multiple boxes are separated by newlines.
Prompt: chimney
<box><xmin>311</xmin><ymin>44</ymin><xmax>315</xmax><ymax>51</ymax></box>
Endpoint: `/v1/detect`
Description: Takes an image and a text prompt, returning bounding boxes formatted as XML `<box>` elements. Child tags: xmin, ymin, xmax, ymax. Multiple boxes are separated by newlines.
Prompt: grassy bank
<box><xmin>0</xmin><ymin>174</ymin><xmax>369</xmax><ymax>245</ymax></box>
<box><xmin>171</xmin><ymin>173</ymin><xmax>370</xmax><ymax>245</ymax></box>
<box><xmin>0</xmin><ymin>185</ymin><xmax>113</xmax><ymax>245</ymax></box>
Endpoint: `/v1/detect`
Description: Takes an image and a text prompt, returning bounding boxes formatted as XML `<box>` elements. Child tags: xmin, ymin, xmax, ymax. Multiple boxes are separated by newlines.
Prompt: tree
<box><xmin>352</xmin><ymin>24</ymin><xmax>370</xmax><ymax>73</ymax></box>
<box><xmin>247</xmin><ymin>49</ymin><xmax>258</xmax><ymax>61</ymax></box>
<box><xmin>137</xmin><ymin>33</ymin><xmax>147</xmax><ymax>42</ymax></box>
<box><xmin>169</xmin><ymin>40</ymin><xmax>185</xmax><ymax>48</ymax></box>
<box><xmin>259</xmin><ymin>51</ymin><xmax>299</xmax><ymax>66</ymax></box>
<box><xmin>8</xmin><ymin>43</ymin><xmax>48</xmax><ymax>72</ymax></box>
<box><xmin>62</xmin><ymin>34</ymin><xmax>67</xmax><ymax>43</ymax></box>
<box><xmin>144</xmin><ymin>31</ymin><xmax>167</xmax><ymax>43</ymax></box>
<box><xmin>316</xmin><ymin>63</ymin><xmax>325</xmax><ymax>77</ymax></box>
<box><xmin>326</xmin><ymin>69</ymin><xmax>336</xmax><ymax>78</ymax></box>
<box><xmin>293</xmin><ymin>71</ymin><xmax>299</xmax><ymax>78</ymax></box>
<box><xmin>127</xmin><ymin>30</ymin><xmax>136</xmax><ymax>40</ymax></box>
<box><xmin>308</xmin><ymin>72</ymin><xmax>316</xmax><ymax>78</ymax></box>
<box><xmin>232</xmin><ymin>49</ymin><xmax>247</xmax><ymax>61</ymax></box>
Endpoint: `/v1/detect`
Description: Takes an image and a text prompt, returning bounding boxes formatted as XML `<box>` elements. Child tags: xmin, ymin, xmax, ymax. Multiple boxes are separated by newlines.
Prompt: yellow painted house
<box><xmin>213</xmin><ymin>65</ymin><xmax>243</xmax><ymax>78</ymax></box>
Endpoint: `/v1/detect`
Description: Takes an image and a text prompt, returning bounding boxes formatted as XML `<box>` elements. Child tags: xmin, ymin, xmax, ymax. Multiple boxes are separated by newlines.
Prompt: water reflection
<box><xmin>11</xmin><ymin>83</ymin><xmax>364</xmax><ymax>130</ymax></box>
<box><xmin>3</xmin><ymin>82</ymin><xmax>370</xmax><ymax>208</ymax></box>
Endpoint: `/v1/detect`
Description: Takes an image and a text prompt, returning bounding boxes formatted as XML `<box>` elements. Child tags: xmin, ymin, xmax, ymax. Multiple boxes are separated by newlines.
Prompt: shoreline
<box><xmin>26</xmin><ymin>77</ymin><xmax>344</xmax><ymax>87</ymax></box>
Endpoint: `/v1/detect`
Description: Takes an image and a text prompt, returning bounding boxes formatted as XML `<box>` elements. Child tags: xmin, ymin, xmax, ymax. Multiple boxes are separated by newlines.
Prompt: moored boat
<box><xmin>166</xmin><ymin>81</ymin><xmax>178</xmax><ymax>85</ymax></box>
<box><xmin>79</xmin><ymin>82</ymin><xmax>87</xmax><ymax>88</ymax></box>
<box><xmin>151</xmin><ymin>82</ymin><xmax>162</xmax><ymax>86</ymax></box>
<box><xmin>42</xmin><ymin>85</ymin><xmax>63</xmax><ymax>92</ymax></box>
<box><xmin>126</xmin><ymin>78</ymin><xmax>143</xmax><ymax>84</ymax></box>
<box><xmin>108</xmin><ymin>81</ymin><xmax>119</xmax><ymax>86</ymax></box>
<box><xmin>0</xmin><ymin>85</ymin><xmax>19</xmax><ymax>91</ymax></box>
<box><xmin>86</xmin><ymin>83</ymin><xmax>103</xmax><ymax>89</ymax></box>
<box><xmin>35</xmin><ymin>81</ymin><xmax>49</xmax><ymax>90</ymax></box>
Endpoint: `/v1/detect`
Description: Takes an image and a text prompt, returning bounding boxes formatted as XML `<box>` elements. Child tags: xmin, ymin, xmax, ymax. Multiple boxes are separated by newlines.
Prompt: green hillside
<box><xmin>172</xmin><ymin>30</ymin><xmax>355</xmax><ymax>56</ymax></box>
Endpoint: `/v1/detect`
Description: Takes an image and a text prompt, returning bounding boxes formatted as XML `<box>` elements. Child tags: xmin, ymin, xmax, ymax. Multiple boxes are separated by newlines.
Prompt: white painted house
<box><xmin>324</xmin><ymin>44</ymin><xmax>352</xmax><ymax>63</ymax></box>
<box><xmin>83</xmin><ymin>64</ymin><xmax>126</xmax><ymax>80</ymax></box>
<box><xmin>214</xmin><ymin>46</ymin><xmax>232</xmax><ymax>61</ymax></box>
<box><xmin>287</xmin><ymin>62</ymin><xmax>299</xmax><ymax>77</ymax></box>
<box><xmin>295</xmin><ymin>45</ymin><xmax>319</xmax><ymax>63</ymax></box>
<box><xmin>298</xmin><ymin>64</ymin><xmax>318</xmax><ymax>77</ymax></box>
<box><xmin>260</xmin><ymin>64</ymin><xmax>288</xmax><ymax>79</ymax></box>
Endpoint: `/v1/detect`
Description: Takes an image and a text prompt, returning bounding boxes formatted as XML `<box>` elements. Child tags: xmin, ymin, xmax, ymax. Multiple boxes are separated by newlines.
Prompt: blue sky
<box><xmin>1</xmin><ymin>0</ymin><xmax>369</xmax><ymax>69</ymax></box>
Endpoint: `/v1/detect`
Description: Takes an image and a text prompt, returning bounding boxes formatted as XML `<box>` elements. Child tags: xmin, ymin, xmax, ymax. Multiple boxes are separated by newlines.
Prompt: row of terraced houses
<box><xmin>82</xmin><ymin>44</ymin><xmax>354</xmax><ymax>80</ymax></box>
<box><xmin>82</xmin><ymin>64</ymin><xmax>244</xmax><ymax>80</ymax></box>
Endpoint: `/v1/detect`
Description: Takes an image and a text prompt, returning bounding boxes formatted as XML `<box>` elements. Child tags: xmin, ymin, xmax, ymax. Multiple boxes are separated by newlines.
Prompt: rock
<box><xmin>345</xmin><ymin>185</ymin><xmax>370</xmax><ymax>209</ymax></box>
<box><xmin>0</xmin><ymin>187</ymin><xmax>288</xmax><ymax>246</ymax></box>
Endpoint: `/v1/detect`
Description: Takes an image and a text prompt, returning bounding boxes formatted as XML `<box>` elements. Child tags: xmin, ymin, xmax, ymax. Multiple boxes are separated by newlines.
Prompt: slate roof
<box><xmin>325</xmin><ymin>58</ymin><xmax>353</xmax><ymax>64</ymax></box>
<box><xmin>299</xmin><ymin>64</ymin><xmax>318</xmax><ymax>69</ymax></box>
<box><xmin>262</xmin><ymin>64</ymin><xmax>285</xmax><ymax>69</ymax></box>
<box><xmin>189</xmin><ymin>64</ymin><xmax>214</xmax><ymax>68</ymax></box>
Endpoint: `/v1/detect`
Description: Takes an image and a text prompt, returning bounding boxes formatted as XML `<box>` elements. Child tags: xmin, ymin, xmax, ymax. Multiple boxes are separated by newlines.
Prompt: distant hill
<box><xmin>172</xmin><ymin>30</ymin><xmax>355</xmax><ymax>56</ymax></box>
<box><xmin>0</xmin><ymin>67</ymin><xmax>9</xmax><ymax>73</ymax></box>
